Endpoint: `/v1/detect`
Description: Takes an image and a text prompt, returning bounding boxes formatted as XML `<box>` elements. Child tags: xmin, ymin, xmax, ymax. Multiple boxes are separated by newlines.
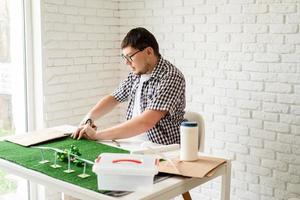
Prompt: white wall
<box><xmin>42</xmin><ymin>0</ymin><xmax>121</xmax><ymax>128</ymax></box>
<box><xmin>118</xmin><ymin>1</ymin><xmax>300</xmax><ymax>200</ymax></box>
<box><xmin>40</xmin><ymin>0</ymin><xmax>300</xmax><ymax>200</ymax></box>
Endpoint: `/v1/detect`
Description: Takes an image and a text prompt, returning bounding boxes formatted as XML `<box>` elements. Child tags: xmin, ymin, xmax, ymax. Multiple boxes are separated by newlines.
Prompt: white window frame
<box><xmin>2</xmin><ymin>0</ymin><xmax>43</xmax><ymax>199</ymax></box>
<box><xmin>24</xmin><ymin>0</ymin><xmax>44</xmax><ymax>132</ymax></box>
<box><xmin>23</xmin><ymin>0</ymin><xmax>45</xmax><ymax>199</ymax></box>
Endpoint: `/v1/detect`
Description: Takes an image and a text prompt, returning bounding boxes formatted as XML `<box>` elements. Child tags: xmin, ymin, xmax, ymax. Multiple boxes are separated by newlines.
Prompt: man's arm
<box><xmin>96</xmin><ymin>109</ymin><xmax>167</xmax><ymax>140</ymax></box>
<box><xmin>86</xmin><ymin>94</ymin><xmax>120</xmax><ymax>120</ymax></box>
<box><xmin>76</xmin><ymin>109</ymin><xmax>167</xmax><ymax>140</ymax></box>
<box><xmin>72</xmin><ymin>95</ymin><xmax>120</xmax><ymax>139</ymax></box>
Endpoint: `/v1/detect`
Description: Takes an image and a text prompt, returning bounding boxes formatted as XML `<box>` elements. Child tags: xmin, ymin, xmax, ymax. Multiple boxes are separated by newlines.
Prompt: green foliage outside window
<box><xmin>0</xmin><ymin>129</ymin><xmax>17</xmax><ymax>195</ymax></box>
<box><xmin>0</xmin><ymin>170</ymin><xmax>17</xmax><ymax>195</ymax></box>
<box><xmin>0</xmin><ymin>128</ymin><xmax>13</xmax><ymax>137</ymax></box>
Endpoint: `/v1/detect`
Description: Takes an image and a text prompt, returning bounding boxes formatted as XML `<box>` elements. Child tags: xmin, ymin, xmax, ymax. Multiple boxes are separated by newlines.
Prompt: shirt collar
<box><xmin>150</xmin><ymin>56</ymin><xmax>165</xmax><ymax>79</ymax></box>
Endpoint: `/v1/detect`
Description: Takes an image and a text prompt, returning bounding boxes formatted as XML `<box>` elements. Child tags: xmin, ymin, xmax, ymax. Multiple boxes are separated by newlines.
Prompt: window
<box><xmin>0</xmin><ymin>0</ymin><xmax>29</xmax><ymax>199</ymax></box>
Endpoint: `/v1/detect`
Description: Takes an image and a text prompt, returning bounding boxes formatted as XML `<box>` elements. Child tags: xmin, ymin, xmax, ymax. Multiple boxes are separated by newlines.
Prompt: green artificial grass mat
<box><xmin>0</xmin><ymin>137</ymin><xmax>129</xmax><ymax>193</ymax></box>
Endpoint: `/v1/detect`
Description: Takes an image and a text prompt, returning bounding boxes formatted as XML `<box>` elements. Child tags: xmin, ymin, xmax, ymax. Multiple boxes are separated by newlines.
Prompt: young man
<box><xmin>72</xmin><ymin>27</ymin><xmax>186</xmax><ymax>145</ymax></box>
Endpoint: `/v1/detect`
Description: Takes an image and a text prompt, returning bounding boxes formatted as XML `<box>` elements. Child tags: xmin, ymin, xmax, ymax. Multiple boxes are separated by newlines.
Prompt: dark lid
<box><xmin>181</xmin><ymin>121</ymin><xmax>198</xmax><ymax>127</ymax></box>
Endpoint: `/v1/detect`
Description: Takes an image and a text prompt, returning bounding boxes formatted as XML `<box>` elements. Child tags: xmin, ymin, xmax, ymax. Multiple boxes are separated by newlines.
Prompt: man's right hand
<box><xmin>71</xmin><ymin>116</ymin><xmax>97</xmax><ymax>140</ymax></box>
<box><xmin>71</xmin><ymin>124</ymin><xmax>98</xmax><ymax>140</ymax></box>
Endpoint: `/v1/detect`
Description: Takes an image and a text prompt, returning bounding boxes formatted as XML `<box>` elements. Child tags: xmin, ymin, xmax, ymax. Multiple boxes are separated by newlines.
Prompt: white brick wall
<box><xmin>40</xmin><ymin>0</ymin><xmax>300</xmax><ymax>199</ymax></box>
<box><xmin>42</xmin><ymin>0</ymin><xmax>121</xmax><ymax>128</ymax></box>
<box><xmin>117</xmin><ymin>1</ymin><xmax>300</xmax><ymax>200</ymax></box>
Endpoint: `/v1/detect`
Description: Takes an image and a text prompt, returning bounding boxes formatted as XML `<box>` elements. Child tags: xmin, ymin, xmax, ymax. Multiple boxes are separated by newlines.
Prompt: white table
<box><xmin>0</xmin><ymin>138</ymin><xmax>231</xmax><ymax>200</ymax></box>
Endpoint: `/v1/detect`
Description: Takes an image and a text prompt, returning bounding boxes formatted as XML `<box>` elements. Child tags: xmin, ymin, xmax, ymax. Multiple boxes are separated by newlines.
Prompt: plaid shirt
<box><xmin>112</xmin><ymin>57</ymin><xmax>186</xmax><ymax>144</ymax></box>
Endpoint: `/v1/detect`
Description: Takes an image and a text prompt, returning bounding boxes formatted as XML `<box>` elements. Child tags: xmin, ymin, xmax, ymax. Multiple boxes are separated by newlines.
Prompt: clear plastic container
<box><xmin>92</xmin><ymin>153</ymin><xmax>159</xmax><ymax>191</ymax></box>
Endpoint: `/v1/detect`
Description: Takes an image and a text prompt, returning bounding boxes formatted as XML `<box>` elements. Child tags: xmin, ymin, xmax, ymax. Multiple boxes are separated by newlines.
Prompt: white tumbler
<box><xmin>180</xmin><ymin>121</ymin><xmax>199</xmax><ymax>161</ymax></box>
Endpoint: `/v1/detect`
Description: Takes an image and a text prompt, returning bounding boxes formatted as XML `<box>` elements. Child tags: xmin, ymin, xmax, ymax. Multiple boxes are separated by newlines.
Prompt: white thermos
<box><xmin>180</xmin><ymin>121</ymin><xmax>199</xmax><ymax>161</ymax></box>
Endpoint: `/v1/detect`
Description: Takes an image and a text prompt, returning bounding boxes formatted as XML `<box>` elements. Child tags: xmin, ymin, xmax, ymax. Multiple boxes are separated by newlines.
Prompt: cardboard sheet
<box><xmin>158</xmin><ymin>155</ymin><xmax>226</xmax><ymax>178</ymax></box>
<box><xmin>4</xmin><ymin>128</ymin><xmax>70</xmax><ymax>147</ymax></box>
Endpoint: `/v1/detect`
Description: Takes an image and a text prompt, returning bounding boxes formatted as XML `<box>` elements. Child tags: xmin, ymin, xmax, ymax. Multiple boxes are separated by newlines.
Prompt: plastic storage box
<box><xmin>92</xmin><ymin>153</ymin><xmax>159</xmax><ymax>191</ymax></box>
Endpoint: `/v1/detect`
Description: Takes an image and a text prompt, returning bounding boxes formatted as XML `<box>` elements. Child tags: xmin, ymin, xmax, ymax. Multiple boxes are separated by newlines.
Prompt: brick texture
<box><xmin>117</xmin><ymin>1</ymin><xmax>300</xmax><ymax>200</ymax></box>
<box><xmin>40</xmin><ymin>0</ymin><xmax>300</xmax><ymax>199</ymax></box>
<box><xmin>42</xmin><ymin>0</ymin><xmax>121</xmax><ymax>128</ymax></box>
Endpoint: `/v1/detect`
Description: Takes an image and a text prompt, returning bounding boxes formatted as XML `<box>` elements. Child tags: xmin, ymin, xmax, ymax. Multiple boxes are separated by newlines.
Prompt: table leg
<box><xmin>221</xmin><ymin>161</ymin><xmax>231</xmax><ymax>200</ymax></box>
<box><xmin>182</xmin><ymin>191</ymin><xmax>192</xmax><ymax>200</ymax></box>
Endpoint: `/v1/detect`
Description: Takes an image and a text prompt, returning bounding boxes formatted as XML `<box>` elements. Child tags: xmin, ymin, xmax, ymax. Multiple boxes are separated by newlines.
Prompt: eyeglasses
<box><xmin>121</xmin><ymin>48</ymin><xmax>145</xmax><ymax>62</ymax></box>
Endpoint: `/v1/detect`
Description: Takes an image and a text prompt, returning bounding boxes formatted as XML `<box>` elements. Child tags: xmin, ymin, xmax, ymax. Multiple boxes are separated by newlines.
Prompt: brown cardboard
<box><xmin>158</xmin><ymin>155</ymin><xmax>226</xmax><ymax>178</ymax></box>
<box><xmin>4</xmin><ymin>129</ymin><xmax>70</xmax><ymax>147</ymax></box>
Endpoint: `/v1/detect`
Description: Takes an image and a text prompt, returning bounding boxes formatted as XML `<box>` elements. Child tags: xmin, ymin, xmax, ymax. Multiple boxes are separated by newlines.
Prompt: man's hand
<box><xmin>71</xmin><ymin>124</ymin><xmax>98</xmax><ymax>140</ymax></box>
<box><xmin>78</xmin><ymin>116</ymin><xmax>98</xmax><ymax>130</ymax></box>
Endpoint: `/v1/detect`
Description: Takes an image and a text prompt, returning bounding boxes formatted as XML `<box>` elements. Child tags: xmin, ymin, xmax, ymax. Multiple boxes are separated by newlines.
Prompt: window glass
<box><xmin>0</xmin><ymin>0</ymin><xmax>28</xmax><ymax>199</ymax></box>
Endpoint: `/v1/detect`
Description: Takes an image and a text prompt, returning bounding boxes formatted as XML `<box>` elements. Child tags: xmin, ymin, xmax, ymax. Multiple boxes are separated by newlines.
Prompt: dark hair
<box><xmin>121</xmin><ymin>27</ymin><xmax>160</xmax><ymax>57</ymax></box>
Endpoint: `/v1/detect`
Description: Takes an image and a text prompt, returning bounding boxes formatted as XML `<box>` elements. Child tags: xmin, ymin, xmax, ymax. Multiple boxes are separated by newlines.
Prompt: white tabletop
<box><xmin>0</xmin><ymin>125</ymin><xmax>231</xmax><ymax>200</ymax></box>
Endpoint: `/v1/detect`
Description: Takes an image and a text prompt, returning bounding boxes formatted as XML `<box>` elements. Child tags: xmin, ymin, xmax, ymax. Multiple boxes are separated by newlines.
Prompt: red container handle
<box><xmin>112</xmin><ymin>159</ymin><xmax>142</xmax><ymax>164</ymax></box>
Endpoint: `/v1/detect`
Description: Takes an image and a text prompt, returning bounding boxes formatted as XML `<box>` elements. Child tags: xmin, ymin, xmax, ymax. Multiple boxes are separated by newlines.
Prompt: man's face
<box><xmin>122</xmin><ymin>46</ymin><xmax>149</xmax><ymax>75</ymax></box>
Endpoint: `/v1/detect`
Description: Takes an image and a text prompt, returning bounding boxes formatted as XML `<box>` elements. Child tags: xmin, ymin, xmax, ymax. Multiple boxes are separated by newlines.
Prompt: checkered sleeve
<box><xmin>147</xmin><ymin>73</ymin><xmax>185</xmax><ymax>115</ymax></box>
<box><xmin>111</xmin><ymin>73</ymin><xmax>134</xmax><ymax>103</ymax></box>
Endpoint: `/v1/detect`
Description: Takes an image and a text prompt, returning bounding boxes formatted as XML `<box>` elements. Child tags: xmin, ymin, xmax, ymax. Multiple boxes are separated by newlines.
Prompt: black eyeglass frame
<box><xmin>121</xmin><ymin>47</ymin><xmax>147</xmax><ymax>62</ymax></box>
